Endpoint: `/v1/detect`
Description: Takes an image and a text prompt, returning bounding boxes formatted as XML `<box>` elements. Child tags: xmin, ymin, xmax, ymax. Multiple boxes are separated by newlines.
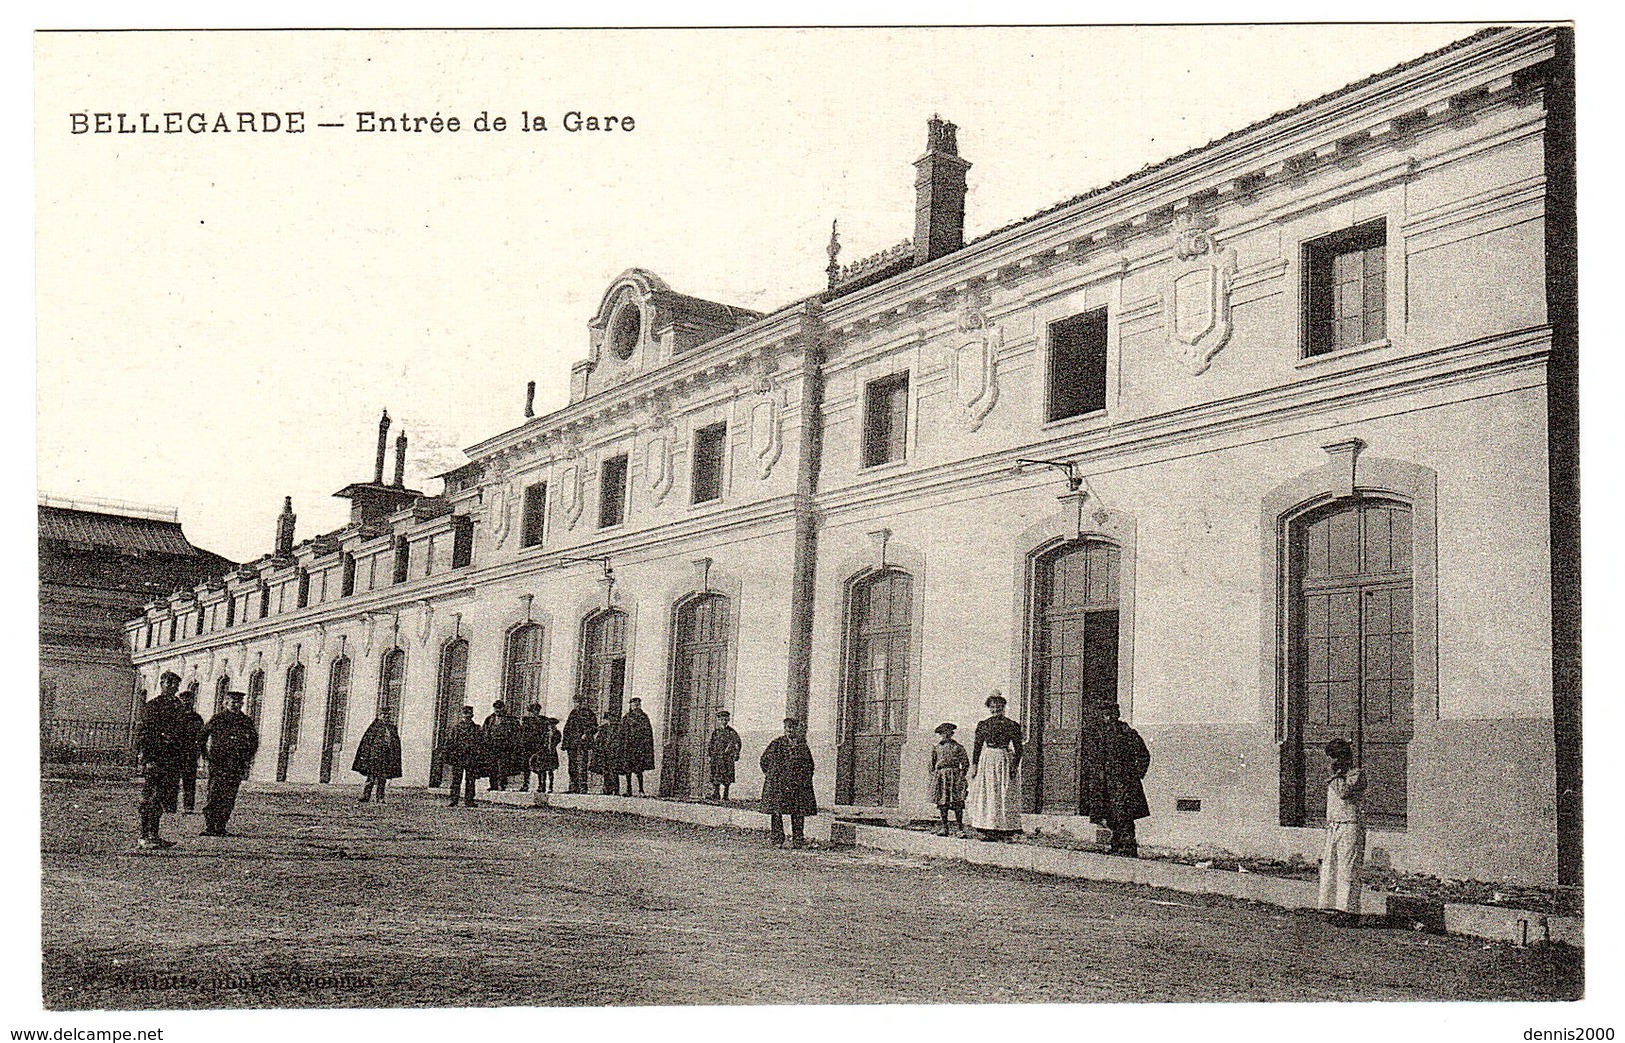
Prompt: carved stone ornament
<box><xmin>944</xmin><ymin>294</ymin><xmax>1003</xmax><ymax>432</ymax></box>
<box><xmin>487</xmin><ymin>479</ymin><xmax>512</xmax><ymax>548</ymax></box>
<box><xmin>361</xmin><ymin>614</ymin><xmax>377</xmax><ymax>658</ymax></box>
<box><xmin>559</xmin><ymin>458</ymin><xmax>587</xmax><ymax>529</ymax></box>
<box><xmin>643</xmin><ymin>413</ymin><xmax>675</xmax><ymax>505</ymax></box>
<box><xmin>749</xmin><ymin>357</ymin><xmax>786</xmax><ymax>479</ymax></box>
<box><xmin>1163</xmin><ymin>212</ymin><xmax>1237</xmax><ymax>375</ymax></box>
<box><xmin>417</xmin><ymin>601</ymin><xmax>434</xmax><ymax>646</ymax></box>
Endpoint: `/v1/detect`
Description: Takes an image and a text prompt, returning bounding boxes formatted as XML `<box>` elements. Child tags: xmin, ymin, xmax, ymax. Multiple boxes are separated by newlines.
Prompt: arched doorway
<box><xmin>1027</xmin><ymin>538</ymin><xmax>1121</xmax><ymax>816</ymax></box>
<box><xmin>838</xmin><ymin>569</ymin><xmax>912</xmax><ymax>807</ymax></box>
<box><xmin>378</xmin><ymin>648</ymin><xmax>406</xmax><ymax>718</ymax></box>
<box><xmin>276</xmin><ymin>663</ymin><xmax>306</xmax><ymax>782</ymax></box>
<box><xmin>578</xmin><ymin>610</ymin><xmax>628</xmax><ymax>717</ymax></box>
<box><xmin>431</xmin><ymin>638</ymin><xmax>469</xmax><ymax>787</ymax></box>
<box><xmin>504</xmin><ymin>623</ymin><xmax>546</xmax><ymax>712</ymax></box>
<box><xmin>319</xmin><ymin>656</ymin><xmax>352</xmax><ymax>784</ymax></box>
<box><xmin>1283</xmin><ymin>497</ymin><xmax>1413</xmax><ymax>827</ymax></box>
<box><xmin>663</xmin><ymin>594</ymin><xmax>730</xmax><ymax>798</ymax></box>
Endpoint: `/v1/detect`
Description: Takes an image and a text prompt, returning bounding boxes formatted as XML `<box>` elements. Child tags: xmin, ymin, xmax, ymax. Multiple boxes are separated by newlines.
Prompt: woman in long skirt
<box><xmin>967</xmin><ymin>691</ymin><xmax>1024</xmax><ymax>841</ymax></box>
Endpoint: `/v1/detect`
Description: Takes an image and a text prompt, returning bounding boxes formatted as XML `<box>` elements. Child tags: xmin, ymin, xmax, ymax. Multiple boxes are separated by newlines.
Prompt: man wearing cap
<box><xmin>619</xmin><ymin>697</ymin><xmax>656</xmax><ymax>796</ymax></box>
<box><xmin>759</xmin><ymin>717</ymin><xmax>818</xmax><ymax>848</ymax></box>
<box><xmin>560</xmin><ymin>695</ymin><xmax>599</xmax><ymax>794</ymax></box>
<box><xmin>175</xmin><ymin>689</ymin><xmax>207</xmax><ymax>815</ymax></box>
<box><xmin>1099</xmin><ymin>708</ymin><xmax>1151</xmax><ymax>857</ymax></box>
<box><xmin>440</xmin><ymin>706</ymin><xmax>484</xmax><ymax>807</ymax></box>
<box><xmin>133</xmin><ymin>674</ymin><xmax>186</xmax><ymax>850</ymax></box>
<box><xmin>482</xmin><ymin>700</ymin><xmax>518</xmax><ymax>791</ymax></box>
<box><xmin>707</xmin><ymin>710</ymin><xmax>742</xmax><ymax>801</ymax></box>
<box><xmin>199</xmin><ymin>691</ymin><xmax>259</xmax><ymax>836</ymax></box>
<box><xmin>352</xmin><ymin>708</ymin><xmax>404</xmax><ymax>804</ymax></box>
<box><xmin>516</xmin><ymin>703</ymin><xmax>547</xmax><ymax>792</ymax></box>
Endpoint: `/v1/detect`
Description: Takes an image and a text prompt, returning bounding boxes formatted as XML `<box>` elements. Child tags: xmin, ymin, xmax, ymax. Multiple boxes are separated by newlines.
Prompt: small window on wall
<box><xmin>393</xmin><ymin>536</ymin><xmax>411</xmax><ymax>584</ymax></box>
<box><xmin>521</xmin><ymin>482</ymin><xmax>548</xmax><ymax>548</ymax></box>
<box><xmin>341</xmin><ymin>554</ymin><xmax>357</xmax><ymax>597</ymax></box>
<box><xmin>1304</xmin><ymin>219</ymin><xmax>1386</xmax><ymax>357</ymax></box>
<box><xmin>691</xmin><ymin>422</ymin><xmax>727</xmax><ymax>504</ymax></box>
<box><xmin>599</xmin><ymin>454</ymin><xmax>629</xmax><ymax>528</ymax></box>
<box><xmin>259</xmin><ymin>584</ymin><xmax>271</xmax><ymax>619</ymax></box>
<box><xmin>225</xmin><ymin>596</ymin><xmax>236</xmax><ymax>628</ymax></box>
<box><xmin>451</xmin><ymin>515</ymin><xmax>474</xmax><ymax>568</ymax></box>
<box><xmin>862</xmin><ymin>373</ymin><xmax>910</xmax><ymax>468</ymax></box>
<box><xmin>296</xmin><ymin>569</ymin><xmax>311</xmax><ymax>609</ymax></box>
<box><xmin>195</xmin><ymin>609</ymin><xmax>205</xmax><ymax>636</ymax></box>
<box><xmin>1047</xmin><ymin>307</ymin><xmax>1108</xmax><ymax>422</ymax></box>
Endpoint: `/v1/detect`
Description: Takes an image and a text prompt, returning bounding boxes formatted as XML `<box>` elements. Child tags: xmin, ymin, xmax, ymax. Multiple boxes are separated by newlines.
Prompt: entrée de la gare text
<box><xmin>69</xmin><ymin>111</ymin><xmax>636</xmax><ymax>134</ymax></box>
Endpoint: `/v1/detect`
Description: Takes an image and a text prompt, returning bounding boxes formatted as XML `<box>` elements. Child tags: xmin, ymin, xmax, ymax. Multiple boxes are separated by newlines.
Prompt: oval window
<box><xmin>610</xmin><ymin>303</ymin><xmax>641</xmax><ymax>360</ymax></box>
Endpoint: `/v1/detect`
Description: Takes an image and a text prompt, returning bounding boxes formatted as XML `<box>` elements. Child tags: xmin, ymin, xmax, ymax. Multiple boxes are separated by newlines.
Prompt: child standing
<box><xmin>930</xmin><ymin>722</ymin><xmax>970</xmax><ymax>836</ymax></box>
<box><xmin>1318</xmin><ymin>738</ymin><xmax>1369</xmax><ymax>925</ymax></box>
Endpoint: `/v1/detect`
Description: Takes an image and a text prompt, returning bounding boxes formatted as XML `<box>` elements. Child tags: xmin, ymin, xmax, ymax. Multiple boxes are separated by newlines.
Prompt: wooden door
<box><xmin>579</xmin><ymin>610</ymin><xmax>628</xmax><ymax>716</ymax></box>
<box><xmin>319</xmin><ymin>657</ymin><xmax>351</xmax><ymax>784</ymax></box>
<box><xmin>504</xmin><ymin>624</ymin><xmax>546</xmax><ymax>712</ymax></box>
<box><xmin>840</xmin><ymin>570</ymin><xmax>911</xmax><ymax>807</ymax></box>
<box><xmin>431</xmin><ymin>639</ymin><xmax>468</xmax><ymax>787</ymax></box>
<box><xmin>1029</xmin><ymin>540</ymin><xmax>1120</xmax><ymax>815</ymax></box>
<box><xmin>276</xmin><ymin>664</ymin><xmax>305</xmax><ymax>782</ymax></box>
<box><xmin>1287</xmin><ymin>499</ymin><xmax>1413</xmax><ymax>827</ymax></box>
<box><xmin>664</xmin><ymin>595</ymin><xmax>730</xmax><ymax>797</ymax></box>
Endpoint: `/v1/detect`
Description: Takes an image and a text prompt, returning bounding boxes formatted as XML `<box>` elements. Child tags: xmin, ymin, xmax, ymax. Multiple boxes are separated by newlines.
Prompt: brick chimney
<box><xmin>275</xmin><ymin>496</ymin><xmax>296</xmax><ymax>557</ymax></box>
<box><xmin>913</xmin><ymin>116</ymin><xmax>971</xmax><ymax>266</ymax></box>
<box><xmin>393</xmin><ymin>430</ymin><xmax>408</xmax><ymax>488</ymax></box>
<box><xmin>373</xmin><ymin>410</ymin><xmax>391</xmax><ymax>484</ymax></box>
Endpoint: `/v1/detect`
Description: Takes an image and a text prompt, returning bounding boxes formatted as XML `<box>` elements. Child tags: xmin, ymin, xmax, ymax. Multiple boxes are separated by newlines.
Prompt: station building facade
<box><xmin>126</xmin><ymin>27</ymin><xmax>1577</xmax><ymax>887</ymax></box>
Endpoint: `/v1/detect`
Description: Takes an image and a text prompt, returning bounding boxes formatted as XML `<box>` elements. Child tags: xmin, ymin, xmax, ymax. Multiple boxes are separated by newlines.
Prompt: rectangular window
<box><xmin>225</xmin><ymin>596</ymin><xmax>236</xmax><ymax>628</ymax></box>
<box><xmin>393</xmin><ymin>536</ymin><xmax>410</xmax><ymax>584</ymax></box>
<box><xmin>168</xmin><ymin>617</ymin><xmax>177</xmax><ymax>643</ymax></box>
<box><xmin>1047</xmin><ymin>307</ymin><xmax>1109</xmax><ymax>421</ymax></box>
<box><xmin>451</xmin><ymin>516</ymin><xmax>474</xmax><ymax>568</ymax></box>
<box><xmin>296</xmin><ymin>570</ymin><xmax>310</xmax><ymax>609</ymax></box>
<box><xmin>521</xmin><ymin>482</ymin><xmax>548</xmax><ymax>548</ymax></box>
<box><xmin>599</xmin><ymin>454</ymin><xmax>629</xmax><ymax>528</ymax></box>
<box><xmin>691</xmin><ymin>422</ymin><xmax>727</xmax><ymax>503</ymax></box>
<box><xmin>1304</xmin><ymin>219</ymin><xmax>1386</xmax><ymax>357</ymax></box>
<box><xmin>861</xmin><ymin>373</ymin><xmax>910</xmax><ymax>468</ymax></box>
<box><xmin>341</xmin><ymin>554</ymin><xmax>356</xmax><ymax>597</ymax></box>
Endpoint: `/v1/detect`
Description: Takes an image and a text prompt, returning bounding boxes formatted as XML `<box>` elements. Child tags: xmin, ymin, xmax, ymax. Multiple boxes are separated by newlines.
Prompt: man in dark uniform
<box><xmin>760</xmin><ymin>717</ymin><xmax>818</xmax><ymax>848</ymax></box>
<box><xmin>175</xmin><ymin>690</ymin><xmax>207</xmax><ymax>815</ymax></box>
<box><xmin>592</xmin><ymin>709</ymin><xmax>624</xmax><ymax>795</ymax></box>
<box><xmin>482</xmin><ymin>700</ymin><xmax>518</xmax><ymax>791</ymax></box>
<box><xmin>200</xmin><ymin>691</ymin><xmax>259</xmax><ymax>836</ymax></box>
<box><xmin>707</xmin><ymin>710</ymin><xmax>741</xmax><ymax>801</ymax></box>
<box><xmin>133</xmin><ymin>675</ymin><xmax>186</xmax><ymax>850</ymax></box>
<box><xmin>560</xmin><ymin>695</ymin><xmax>598</xmax><ymax>794</ymax></box>
<box><xmin>1099</xmin><ymin>708</ymin><xmax>1152</xmax><ymax>857</ymax></box>
<box><xmin>516</xmin><ymin>703</ymin><xmax>546</xmax><ymax>792</ymax></box>
<box><xmin>440</xmin><ymin>705</ymin><xmax>484</xmax><ymax>807</ymax></box>
<box><xmin>619</xmin><ymin>697</ymin><xmax>655</xmax><ymax>796</ymax></box>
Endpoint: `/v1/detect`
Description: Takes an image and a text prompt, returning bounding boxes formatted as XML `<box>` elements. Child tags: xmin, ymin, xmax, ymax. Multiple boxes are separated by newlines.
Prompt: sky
<box><xmin>35</xmin><ymin>25</ymin><xmax>1487</xmax><ymax>563</ymax></box>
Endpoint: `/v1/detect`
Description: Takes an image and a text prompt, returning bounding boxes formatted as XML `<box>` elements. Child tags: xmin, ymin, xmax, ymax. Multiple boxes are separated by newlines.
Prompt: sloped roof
<box><xmin>39</xmin><ymin>505</ymin><xmax>206</xmax><ymax>557</ymax></box>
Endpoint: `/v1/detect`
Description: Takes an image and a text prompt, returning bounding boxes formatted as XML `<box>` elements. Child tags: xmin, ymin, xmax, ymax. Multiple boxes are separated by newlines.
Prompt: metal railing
<box><xmin>41</xmin><ymin>718</ymin><xmax>136</xmax><ymax>765</ymax></box>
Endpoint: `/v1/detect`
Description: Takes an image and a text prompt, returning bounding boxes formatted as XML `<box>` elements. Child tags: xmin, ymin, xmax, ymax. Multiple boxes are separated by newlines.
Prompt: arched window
<box><xmin>246</xmin><ymin>669</ymin><xmax>265</xmax><ymax>732</ymax></box>
<box><xmin>1027</xmin><ymin>538</ymin><xmax>1121</xmax><ymax>816</ymax></box>
<box><xmin>503</xmin><ymin>623</ymin><xmax>547</xmax><ymax>714</ymax></box>
<box><xmin>214</xmin><ymin>674</ymin><xmax>231</xmax><ymax>717</ymax></box>
<box><xmin>277</xmin><ymin>663</ymin><xmax>306</xmax><ymax>782</ymax></box>
<box><xmin>578</xmin><ymin>610</ymin><xmax>628</xmax><ymax>717</ymax></box>
<box><xmin>378</xmin><ymin>648</ymin><xmax>406</xmax><ymax>718</ymax></box>
<box><xmin>663</xmin><ymin>594</ymin><xmax>731</xmax><ymax>798</ymax></box>
<box><xmin>839</xmin><ymin>569</ymin><xmax>912</xmax><ymax>808</ymax></box>
<box><xmin>1282</xmin><ymin>497</ymin><xmax>1414</xmax><ymax>828</ymax></box>
<box><xmin>431</xmin><ymin>638</ymin><xmax>470</xmax><ymax>787</ymax></box>
<box><xmin>320</xmin><ymin>656</ymin><xmax>352</xmax><ymax>784</ymax></box>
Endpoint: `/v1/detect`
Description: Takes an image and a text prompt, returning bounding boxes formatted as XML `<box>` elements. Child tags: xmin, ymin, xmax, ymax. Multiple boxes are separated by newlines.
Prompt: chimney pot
<box><xmin>374</xmin><ymin>410</ymin><xmax>392</xmax><ymax>484</ymax></box>
<box><xmin>525</xmin><ymin>381</ymin><xmax>536</xmax><ymax>418</ymax></box>
<box><xmin>914</xmin><ymin>117</ymin><xmax>971</xmax><ymax>266</ymax></box>
<box><xmin>393</xmin><ymin>431</ymin><xmax>408</xmax><ymax>488</ymax></box>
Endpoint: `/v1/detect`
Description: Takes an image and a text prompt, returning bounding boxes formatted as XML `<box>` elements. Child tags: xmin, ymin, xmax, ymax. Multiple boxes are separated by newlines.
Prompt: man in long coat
<box><xmin>707</xmin><ymin>710</ymin><xmax>741</xmax><ymax>801</ymax></box>
<box><xmin>591</xmin><ymin>710</ymin><xmax>624</xmax><ymax>795</ymax></box>
<box><xmin>199</xmin><ymin>691</ymin><xmax>259</xmax><ymax>836</ymax></box>
<box><xmin>175</xmin><ymin>690</ymin><xmax>207</xmax><ymax>815</ymax></box>
<box><xmin>440</xmin><ymin>706</ymin><xmax>484</xmax><ymax>807</ymax></box>
<box><xmin>1099</xmin><ymin>709</ymin><xmax>1152</xmax><ymax>857</ymax></box>
<box><xmin>482</xmin><ymin>700</ymin><xmax>518</xmax><ymax>791</ymax></box>
<box><xmin>516</xmin><ymin>704</ymin><xmax>546</xmax><ymax>792</ymax></box>
<box><xmin>619</xmin><ymin>697</ymin><xmax>656</xmax><ymax>796</ymax></box>
<box><xmin>760</xmin><ymin>717</ymin><xmax>818</xmax><ymax>848</ymax></box>
<box><xmin>560</xmin><ymin>696</ymin><xmax>598</xmax><ymax>794</ymax></box>
<box><xmin>352</xmin><ymin>710</ymin><xmax>404</xmax><ymax>803</ymax></box>
<box><xmin>133</xmin><ymin>675</ymin><xmax>187</xmax><ymax>849</ymax></box>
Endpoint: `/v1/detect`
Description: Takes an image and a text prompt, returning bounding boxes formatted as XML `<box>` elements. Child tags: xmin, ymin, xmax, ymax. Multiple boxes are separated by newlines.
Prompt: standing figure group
<box><xmin>519</xmin><ymin>705</ymin><xmax>562</xmax><ymax>793</ymax></box>
<box><xmin>134</xmin><ymin>676</ymin><xmax>260</xmax><ymax>849</ymax></box>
